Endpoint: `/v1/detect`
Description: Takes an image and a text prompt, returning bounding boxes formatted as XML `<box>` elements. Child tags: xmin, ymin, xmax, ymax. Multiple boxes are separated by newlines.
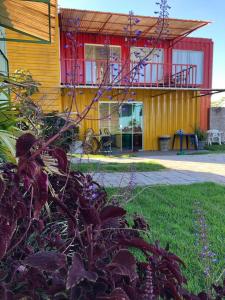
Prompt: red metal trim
<box><xmin>169</xmin><ymin>22</ymin><xmax>209</xmax><ymax>48</ymax></box>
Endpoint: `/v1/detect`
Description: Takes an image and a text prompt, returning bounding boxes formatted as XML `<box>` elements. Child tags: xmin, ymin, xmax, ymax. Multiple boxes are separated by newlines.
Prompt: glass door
<box><xmin>99</xmin><ymin>102</ymin><xmax>122</xmax><ymax>151</ymax></box>
<box><xmin>99</xmin><ymin>102</ymin><xmax>143</xmax><ymax>152</ymax></box>
<box><xmin>120</xmin><ymin>104</ymin><xmax>133</xmax><ymax>150</ymax></box>
<box><xmin>132</xmin><ymin>103</ymin><xmax>143</xmax><ymax>151</ymax></box>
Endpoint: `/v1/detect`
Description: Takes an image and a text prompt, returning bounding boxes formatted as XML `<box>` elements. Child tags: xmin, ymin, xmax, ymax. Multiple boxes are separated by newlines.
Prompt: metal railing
<box><xmin>61</xmin><ymin>58</ymin><xmax>198</xmax><ymax>88</ymax></box>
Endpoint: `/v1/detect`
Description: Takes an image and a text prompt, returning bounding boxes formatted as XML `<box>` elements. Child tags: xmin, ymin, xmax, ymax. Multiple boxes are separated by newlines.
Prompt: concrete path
<box><xmin>72</xmin><ymin>153</ymin><xmax>225</xmax><ymax>187</ymax></box>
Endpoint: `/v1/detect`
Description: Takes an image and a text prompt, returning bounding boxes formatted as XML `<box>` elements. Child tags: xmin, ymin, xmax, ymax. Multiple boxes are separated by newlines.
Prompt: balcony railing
<box><xmin>61</xmin><ymin>59</ymin><xmax>199</xmax><ymax>88</ymax></box>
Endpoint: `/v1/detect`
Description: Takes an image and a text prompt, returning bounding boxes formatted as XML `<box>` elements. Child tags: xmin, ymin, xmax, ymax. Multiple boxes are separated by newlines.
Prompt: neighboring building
<box><xmin>3</xmin><ymin>2</ymin><xmax>214</xmax><ymax>151</ymax></box>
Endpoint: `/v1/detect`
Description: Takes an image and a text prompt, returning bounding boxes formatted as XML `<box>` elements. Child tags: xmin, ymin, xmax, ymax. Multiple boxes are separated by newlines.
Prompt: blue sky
<box><xmin>59</xmin><ymin>0</ymin><xmax>225</xmax><ymax>100</ymax></box>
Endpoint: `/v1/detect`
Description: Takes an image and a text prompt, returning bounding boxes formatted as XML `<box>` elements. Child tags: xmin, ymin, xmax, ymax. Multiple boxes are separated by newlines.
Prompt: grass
<box><xmin>71</xmin><ymin>161</ymin><xmax>165</xmax><ymax>173</ymax></box>
<box><xmin>69</xmin><ymin>153</ymin><xmax>137</xmax><ymax>159</ymax></box>
<box><xmin>107</xmin><ymin>183</ymin><xmax>225</xmax><ymax>293</ymax></box>
<box><xmin>205</xmin><ymin>143</ymin><xmax>225</xmax><ymax>153</ymax></box>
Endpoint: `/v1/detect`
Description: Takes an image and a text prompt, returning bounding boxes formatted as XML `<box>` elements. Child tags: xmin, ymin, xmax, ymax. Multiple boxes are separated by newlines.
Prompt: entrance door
<box><xmin>99</xmin><ymin>102</ymin><xmax>143</xmax><ymax>151</ymax></box>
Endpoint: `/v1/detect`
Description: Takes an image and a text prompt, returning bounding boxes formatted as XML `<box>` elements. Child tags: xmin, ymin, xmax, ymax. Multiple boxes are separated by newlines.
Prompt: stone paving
<box><xmin>72</xmin><ymin>153</ymin><xmax>225</xmax><ymax>187</ymax></box>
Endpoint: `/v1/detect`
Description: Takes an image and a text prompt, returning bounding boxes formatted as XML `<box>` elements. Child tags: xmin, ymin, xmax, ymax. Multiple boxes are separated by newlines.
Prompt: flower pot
<box><xmin>198</xmin><ymin>140</ymin><xmax>206</xmax><ymax>150</ymax></box>
<box><xmin>159</xmin><ymin>135</ymin><xmax>171</xmax><ymax>151</ymax></box>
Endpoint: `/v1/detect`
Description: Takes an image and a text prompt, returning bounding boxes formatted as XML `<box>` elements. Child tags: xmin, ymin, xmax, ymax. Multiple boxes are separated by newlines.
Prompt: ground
<box><xmin>107</xmin><ymin>183</ymin><xmax>225</xmax><ymax>293</ymax></box>
<box><xmin>71</xmin><ymin>153</ymin><xmax>225</xmax><ymax>186</ymax></box>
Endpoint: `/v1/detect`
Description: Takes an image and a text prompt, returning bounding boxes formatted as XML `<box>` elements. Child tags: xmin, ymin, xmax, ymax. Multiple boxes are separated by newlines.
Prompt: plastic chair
<box><xmin>207</xmin><ymin>129</ymin><xmax>222</xmax><ymax>145</ymax></box>
<box><xmin>100</xmin><ymin>128</ymin><xmax>112</xmax><ymax>153</ymax></box>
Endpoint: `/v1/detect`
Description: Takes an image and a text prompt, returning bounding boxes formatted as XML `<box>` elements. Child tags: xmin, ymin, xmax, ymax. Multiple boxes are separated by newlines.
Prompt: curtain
<box><xmin>172</xmin><ymin>50</ymin><xmax>204</xmax><ymax>84</ymax></box>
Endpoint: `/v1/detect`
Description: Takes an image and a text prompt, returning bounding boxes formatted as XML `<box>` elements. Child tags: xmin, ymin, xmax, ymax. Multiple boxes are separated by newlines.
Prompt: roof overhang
<box><xmin>59</xmin><ymin>8</ymin><xmax>210</xmax><ymax>41</ymax></box>
<box><xmin>0</xmin><ymin>0</ymin><xmax>56</xmax><ymax>44</ymax></box>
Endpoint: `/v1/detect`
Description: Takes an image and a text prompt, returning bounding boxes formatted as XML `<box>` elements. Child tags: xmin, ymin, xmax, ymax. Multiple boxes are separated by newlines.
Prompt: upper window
<box><xmin>130</xmin><ymin>47</ymin><xmax>164</xmax><ymax>83</ymax></box>
<box><xmin>0</xmin><ymin>27</ymin><xmax>8</xmax><ymax>76</ymax></box>
<box><xmin>172</xmin><ymin>50</ymin><xmax>204</xmax><ymax>85</ymax></box>
<box><xmin>84</xmin><ymin>44</ymin><xmax>121</xmax><ymax>84</ymax></box>
<box><xmin>85</xmin><ymin>44</ymin><xmax>121</xmax><ymax>61</ymax></box>
<box><xmin>130</xmin><ymin>47</ymin><xmax>164</xmax><ymax>63</ymax></box>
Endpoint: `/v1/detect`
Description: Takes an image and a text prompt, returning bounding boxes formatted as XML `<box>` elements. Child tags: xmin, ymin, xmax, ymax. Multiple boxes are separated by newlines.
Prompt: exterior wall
<box><xmin>62</xmin><ymin>88</ymin><xmax>200</xmax><ymax>150</ymax></box>
<box><xmin>60</xmin><ymin>33</ymin><xmax>212</xmax><ymax>132</ymax></box>
<box><xmin>60</xmin><ymin>32</ymin><xmax>213</xmax><ymax>89</ymax></box>
<box><xmin>210</xmin><ymin>107</ymin><xmax>225</xmax><ymax>142</ymax></box>
<box><xmin>172</xmin><ymin>37</ymin><xmax>213</xmax><ymax>130</ymax></box>
<box><xmin>6</xmin><ymin>11</ymin><xmax>61</xmax><ymax>112</ymax></box>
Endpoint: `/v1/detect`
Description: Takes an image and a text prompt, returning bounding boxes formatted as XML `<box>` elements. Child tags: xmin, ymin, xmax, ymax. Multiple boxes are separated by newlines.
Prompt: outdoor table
<box><xmin>172</xmin><ymin>133</ymin><xmax>198</xmax><ymax>152</ymax></box>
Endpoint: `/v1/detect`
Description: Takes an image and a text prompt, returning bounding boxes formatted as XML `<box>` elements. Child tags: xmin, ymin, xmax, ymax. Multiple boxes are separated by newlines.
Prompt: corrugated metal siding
<box><xmin>172</xmin><ymin>37</ymin><xmax>213</xmax><ymax>89</ymax></box>
<box><xmin>5</xmin><ymin>9</ymin><xmax>61</xmax><ymax>112</ymax></box>
<box><xmin>62</xmin><ymin>88</ymin><xmax>200</xmax><ymax>150</ymax></box>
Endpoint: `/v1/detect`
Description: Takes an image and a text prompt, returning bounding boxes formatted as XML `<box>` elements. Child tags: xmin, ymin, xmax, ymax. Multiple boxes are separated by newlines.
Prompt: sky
<box><xmin>58</xmin><ymin>0</ymin><xmax>225</xmax><ymax>101</ymax></box>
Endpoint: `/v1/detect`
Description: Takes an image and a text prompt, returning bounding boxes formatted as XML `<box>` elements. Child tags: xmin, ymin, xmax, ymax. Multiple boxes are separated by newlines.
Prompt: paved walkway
<box><xmin>72</xmin><ymin>153</ymin><xmax>225</xmax><ymax>187</ymax></box>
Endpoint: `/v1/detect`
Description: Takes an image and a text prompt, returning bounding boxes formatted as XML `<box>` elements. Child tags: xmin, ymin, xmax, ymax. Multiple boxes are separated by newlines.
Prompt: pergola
<box><xmin>0</xmin><ymin>0</ymin><xmax>56</xmax><ymax>43</ymax></box>
<box><xmin>60</xmin><ymin>8</ymin><xmax>210</xmax><ymax>45</ymax></box>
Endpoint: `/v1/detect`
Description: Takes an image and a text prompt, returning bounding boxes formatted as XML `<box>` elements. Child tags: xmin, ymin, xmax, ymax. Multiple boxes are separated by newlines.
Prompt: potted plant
<box><xmin>195</xmin><ymin>127</ymin><xmax>207</xmax><ymax>150</ymax></box>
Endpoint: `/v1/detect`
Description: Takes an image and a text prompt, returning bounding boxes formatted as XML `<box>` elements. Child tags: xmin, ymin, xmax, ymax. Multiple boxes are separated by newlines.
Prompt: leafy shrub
<box><xmin>0</xmin><ymin>133</ymin><xmax>224</xmax><ymax>299</ymax></box>
<box><xmin>194</xmin><ymin>127</ymin><xmax>207</xmax><ymax>141</ymax></box>
<box><xmin>41</xmin><ymin>112</ymin><xmax>79</xmax><ymax>152</ymax></box>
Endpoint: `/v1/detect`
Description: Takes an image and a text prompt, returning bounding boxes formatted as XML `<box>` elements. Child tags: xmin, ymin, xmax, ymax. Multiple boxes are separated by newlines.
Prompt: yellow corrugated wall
<box><xmin>62</xmin><ymin>88</ymin><xmax>200</xmax><ymax>150</ymax></box>
<box><xmin>5</xmin><ymin>5</ymin><xmax>61</xmax><ymax>112</ymax></box>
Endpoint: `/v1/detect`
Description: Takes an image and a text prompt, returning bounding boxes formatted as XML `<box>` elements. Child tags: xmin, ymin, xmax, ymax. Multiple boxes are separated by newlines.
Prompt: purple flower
<box><xmin>134</xmin><ymin>18</ymin><xmax>141</xmax><ymax>24</ymax></box>
<box><xmin>97</xmin><ymin>90</ymin><xmax>103</xmax><ymax>96</ymax></box>
<box><xmin>135</xmin><ymin>30</ymin><xmax>142</xmax><ymax>36</ymax></box>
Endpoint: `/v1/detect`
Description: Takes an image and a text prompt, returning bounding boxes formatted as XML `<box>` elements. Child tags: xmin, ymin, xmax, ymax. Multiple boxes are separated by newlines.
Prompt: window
<box><xmin>0</xmin><ymin>27</ymin><xmax>8</xmax><ymax>76</ymax></box>
<box><xmin>172</xmin><ymin>50</ymin><xmax>204</xmax><ymax>85</ymax></box>
<box><xmin>0</xmin><ymin>27</ymin><xmax>8</xmax><ymax>101</ymax></box>
<box><xmin>85</xmin><ymin>44</ymin><xmax>121</xmax><ymax>84</ymax></box>
<box><xmin>130</xmin><ymin>47</ymin><xmax>164</xmax><ymax>83</ymax></box>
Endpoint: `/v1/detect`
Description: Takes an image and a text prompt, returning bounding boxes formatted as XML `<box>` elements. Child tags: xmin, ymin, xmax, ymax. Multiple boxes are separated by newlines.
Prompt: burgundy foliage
<box><xmin>0</xmin><ymin>133</ymin><xmax>224</xmax><ymax>299</ymax></box>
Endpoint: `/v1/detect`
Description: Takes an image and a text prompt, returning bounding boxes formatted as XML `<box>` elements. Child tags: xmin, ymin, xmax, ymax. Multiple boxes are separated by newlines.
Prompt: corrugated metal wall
<box><xmin>5</xmin><ymin>7</ymin><xmax>61</xmax><ymax>112</ymax></box>
<box><xmin>62</xmin><ymin>88</ymin><xmax>200</xmax><ymax>150</ymax></box>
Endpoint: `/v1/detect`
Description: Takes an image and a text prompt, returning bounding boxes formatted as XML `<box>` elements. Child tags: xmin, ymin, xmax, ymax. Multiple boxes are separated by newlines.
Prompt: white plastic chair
<box><xmin>207</xmin><ymin>129</ymin><xmax>222</xmax><ymax>145</ymax></box>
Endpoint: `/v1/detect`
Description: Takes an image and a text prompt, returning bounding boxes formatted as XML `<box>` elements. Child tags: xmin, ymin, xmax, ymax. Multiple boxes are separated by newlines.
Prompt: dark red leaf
<box><xmin>80</xmin><ymin>207</ymin><xmax>101</xmax><ymax>225</ymax></box>
<box><xmin>24</xmin><ymin>251</ymin><xmax>66</xmax><ymax>272</ymax></box>
<box><xmin>118</xmin><ymin>237</ymin><xmax>160</xmax><ymax>255</ymax></box>
<box><xmin>49</xmin><ymin>148</ymin><xmax>68</xmax><ymax>172</ymax></box>
<box><xmin>106</xmin><ymin>249</ymin><xmax>137</xmax><ymax>282</ymax></box>
<box><xmin>0</xmin><ymin>224</ymin><xmax>16</xmax><ymax>259</ymax></box>
<box><xmin>66</xmin><ymin>254</ymin><xmax>98</xmax><ymax>289</ymax></box>
<box><xmin>100</xmin><ymin>205</ymin><xmax>126</xmax><ymax>221</ymax></box>
<box><xmin>33</xmin><ymin>171</ymin><xmax>48</xmax><ymax>219</ymax></box>
<box><xmin>0</xmin><ymin>283</ymin><xmax>14</xmax><ymax>300</ymax></box>
<box><xmin>0</xmin><ymin>178</ymin><xmax>6</xmax><ymax>201</ymax></box>
<box><xmin>16</xmin><ymin>133</ymin><xmax>36</xmax><ymax>157</ymax></box>
<box><xmin>97</xmin><ymin>288</ymin><xmax>130</xmax><ymax>300</ymax></box>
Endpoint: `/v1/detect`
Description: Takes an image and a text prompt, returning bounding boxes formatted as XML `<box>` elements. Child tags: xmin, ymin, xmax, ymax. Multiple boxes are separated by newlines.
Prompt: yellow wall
<box><xmin>62</xmin><ymin>88</ymin><xmax>200</xmax><ymax>151</ymax></box>
<box><xmin>6</xmin><ymin>9</ymin><xmax>61</xmax><ymax>112</ymax></box>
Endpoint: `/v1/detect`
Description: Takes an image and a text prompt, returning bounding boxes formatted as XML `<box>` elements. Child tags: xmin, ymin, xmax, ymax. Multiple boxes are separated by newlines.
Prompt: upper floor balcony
<box><xmin>61</xmin><ymin>58</ymin><xmax>199</xmax><ymax>89</ymax></box>
<box><xmin>60</xmin><ymin>9</ymin><xmax>212</xmax><ymax>90</ymax></box>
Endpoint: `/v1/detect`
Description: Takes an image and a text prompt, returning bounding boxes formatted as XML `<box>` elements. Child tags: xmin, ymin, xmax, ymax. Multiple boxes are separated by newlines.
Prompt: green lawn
<box><xmin>205</xmin><ymin>143</ymin><xmax>225</xmax><ymax>153</ymax></box>
<box><xmin>71</xmin><ymin>161</ymin><xmax>165</xmax><ymax>173</ymax></box>
<box><xmin>107</xmin><ymin>183</ymin><xmax>225</xmax><ymax>293</ymax></box>
<box><xmin>69</xmin><ymin>153</ymin><xmax>137</xmax><ymax>159</ymax></box>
